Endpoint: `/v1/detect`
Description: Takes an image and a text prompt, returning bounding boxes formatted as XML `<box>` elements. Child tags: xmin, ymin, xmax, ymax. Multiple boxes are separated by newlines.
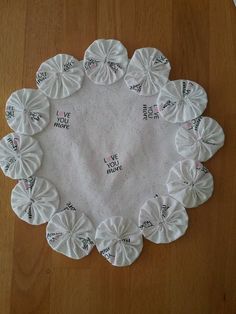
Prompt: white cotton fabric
<box><xmin>175</xmin><ymin>116</ymin><xmax>225</xmax><ymax>162</ymax></box>
<box><xmin>35</xmin><ymin>74</ymin><xmax>183</xmax><ymax>227</ymax></box>
<box><xmin>5</xmin><ymin>88</ymin><xmax>50</xmax><ymax>135</ymax></box>
<box><xmin>36</xmin><ymin>54</ymin><xmax>84</xmax><ymax>99</ymax></box>
<box><xmin>95</xmin><ymin>216</ymin><xmax>143</xmax><ymax>267</ymax></box>
<box><xmin>46</xmin><ymin>208</ymin><xmax>95</xmax><ymax>259</ymax></box>
<box><xmin>124</xmin><ymin>48</ymin><xmax>171</xmax><ymax>96</ymax></box>
<box><xmin>0</xmin><ymin>39</ymin><xmax>226</xmax><ymax>266</ymax></box>
<box><xmin>0</xmin><ymin>133</ymin><xmax>43</xmax><ymax>179</ymax></box>
<box><xmin>158</xmin><ymin>80</ymin><xmax>207</xmax><ymax>123</ymax></box>
<box><xmin>11</xmin><ymin>176</ymin><xmax>59</xmax><ymax>225</ymax></box>
<box><xmin>83</xmin><ymin>39</ymin><xmax>128</xmax><ymax>85</ymax></box>
<box><xmin>139</xmin><ymin>196</ymin><xmax>188</xmax><ymax>243</ymax></box>
<box><xmin>166</xmin><ymin>159</ymin><xmax>214</xmax><ymax>208</ymax></box>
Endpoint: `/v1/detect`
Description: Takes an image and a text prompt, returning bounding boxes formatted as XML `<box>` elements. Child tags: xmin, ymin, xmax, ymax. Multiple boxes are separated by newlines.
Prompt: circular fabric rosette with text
<box><xmin>11</xmin><ymin>176</ymin><xmax>59</xmax><ymax>225</ymax></box>
<box><xmin>46</xmin><ymin>207</ymin><xmax>95</xmax><ymax>259</ymax></box>
<box><xmin>139</xmin><ymin>195</ymin><xmax>188</xmax><ymax>244</ymax></box>
<box><xmin>175</xmin><ymin>116</ymin><xmax>225</xmax><ymax>161</ymax></box>
<box><xmin>5</xmin><ymin>88</ymin><xmax>50</xmax><ymax>135</ymax></box>
<box><xmin>83</xmin><ymin>39</ymin><xmax>128</xmax><ymax>85</ymax></box>
<box><xmin>166</xmin><ymin>159</ymin><xmax>214</xmax><ymax>208</ymax></box>
<box><xmin>95</xmin><ymin>216</ymin><xmax>143</xmax><ymax>267</ymax></box>
<box><xmin>36</xmin><ymin>54</ymin><xmax>84</xmax><ymax>99</ymax></box>
<box><xmin>125</xmin><ymin>47</ymin><xmax>171</xmax><ymax>96</ymax></box>
<box><xmin>158</xmin><ymin>80</ymin><xmax>208</xmax><ymax>123</ymax></box>
<box><xmin>0</xmin><ymin>132</ymin><xmax>43</xmax><ymax>179</ymax></box>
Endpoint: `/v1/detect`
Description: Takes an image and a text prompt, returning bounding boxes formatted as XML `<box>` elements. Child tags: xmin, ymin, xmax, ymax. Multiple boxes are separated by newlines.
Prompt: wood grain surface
<box><xmin>0</xmin><ymin>1</ymin><xmax>235</xmax><ymax>313</ymax></box>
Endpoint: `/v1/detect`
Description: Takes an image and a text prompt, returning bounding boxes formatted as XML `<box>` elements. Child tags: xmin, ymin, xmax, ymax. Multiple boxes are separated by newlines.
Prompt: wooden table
<box><xmin>0</xmin><ymin>1</ymin><xmax>235</xmax><ymax>313</ymax></box>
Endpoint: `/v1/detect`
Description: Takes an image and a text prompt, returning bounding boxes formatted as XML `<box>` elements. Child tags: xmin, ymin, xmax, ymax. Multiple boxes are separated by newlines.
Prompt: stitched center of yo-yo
<box><xmin>14</xmin><ymin>152</ymin><xmax>21</xmax><ymax>159</ymax></box>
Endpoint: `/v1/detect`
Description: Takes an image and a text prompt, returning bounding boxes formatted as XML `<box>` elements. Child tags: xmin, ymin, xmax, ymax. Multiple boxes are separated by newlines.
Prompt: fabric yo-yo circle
<box><xmin>46</xmin><ymin>208</ymin><xmax>95</xmax><ymax>259</ymax></box>
<box><xmin>36</xmin><ymin>54</ymin><xmax>84</xmax><ymax>99</ymax></box>
<box><xmin>5</xmin><ymin>88</ymin><xmax>50</xmax><ymax>135</ymax></box>
<box><xmin>83</xmin><ymin>39</ymin><xmax>128</xmax><ymax>85</ymax></box>
<box><xmin>139</xmin><ymin>195</ymin><xmax>188</xmax><ymax>243</ymax></box>
<box><xmin>124</xmin><ymin>47</ymin><xmax>171</xmax><ymax>96</ymax></box>
<box><xmin>166</xmin><ymin>159</ymin><xmax>214</xmax><ymax>208</ymax></box>
<box><xmin>11</xmin><ymin>176</ymin><xmax>60</xmax><ymax>225</ymax></box>
<box><xmin>95</xmin><ymin>216</ymin><xmax>143</xmax><ymax>267</ymax></box>
<box><xmin>0</xmin><ymin>133</ymin><xmax>43</xmax><ymax>179</ymax></box>
<box><xmin>158</xmin><ymin>80</ymin><xmax>208</xmax><ymax>123</ymax></box>
<box><xmin>175</xmin><ymin>116</ymin><xmax>225</xmax><ymax>162</ymax></box>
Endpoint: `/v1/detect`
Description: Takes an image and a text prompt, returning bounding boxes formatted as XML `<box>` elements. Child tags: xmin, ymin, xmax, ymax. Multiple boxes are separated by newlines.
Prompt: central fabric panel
<box><xmin>36</xmin><ymin>75</ymin><xmax>182</xmax><ymax>226</ymax></box>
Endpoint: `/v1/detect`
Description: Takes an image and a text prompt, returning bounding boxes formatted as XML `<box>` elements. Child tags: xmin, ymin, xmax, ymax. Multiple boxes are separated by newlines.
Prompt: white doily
<box><xmin>0</xmin><ymin>39</ymin><xmax>224</xmax><ymax>266</ymax></box>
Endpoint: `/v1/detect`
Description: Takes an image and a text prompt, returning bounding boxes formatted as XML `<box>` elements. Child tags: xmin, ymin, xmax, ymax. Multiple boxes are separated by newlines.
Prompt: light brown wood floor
<box><xmin>0</xmin><ymin>1</ymin><xmax>235</xmax><ymax>313</ymax></box>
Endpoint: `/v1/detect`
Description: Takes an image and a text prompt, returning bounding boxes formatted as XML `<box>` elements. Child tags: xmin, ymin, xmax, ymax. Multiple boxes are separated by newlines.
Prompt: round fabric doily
<box><xmin>0</xmin><ymin>39</ymin><xmax>225</xmax><ymax>267</ymax></box>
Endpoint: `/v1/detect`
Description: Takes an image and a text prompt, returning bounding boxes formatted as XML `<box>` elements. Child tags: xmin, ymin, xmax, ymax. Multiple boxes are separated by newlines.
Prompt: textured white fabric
<box><xmin>158</xmin><ymin>80</ymin><xmax>207</xmax><ymax>123</ymax></box>
<box><xmin>175</xmin><ymin>116</ymin><xmax>225</xmax><ymax>162</ymax></box>
<box><xmin>83</xmin><ymin>39</ymin><xmax>128</xmax><ymax>85</ymax></box>
<box><xmin>0</xmin><ymin>39</ymin><xmax>226</xmax><ymax>268</ymax></box>
<box><xmin>35</xmin><ymin>75</ymin><xmax>183</xmax><ymax>227</ymax></box>
<box><xmin>95</xmin><ymin>216</ymin><xmax>143</xmax><ymax>267</ymax></box>
<box><xmin>0</xmin><ymin>39</ymin><xmax>226</xmax><ymax>266</ymax></box>
<box><xmin>139</xmin><ymin>195</ymin><xmax>188</xmax><ymax>243</ymax></box>
<box><xmin>11</xmin><ymin>176</ymin><xmax>59</xmax><ymax>225</ymax></box>
<box><xmin>166</xmin><ymin>159</ymin><xmax>214</xmax><ymax>208</ymax></box>
<box><xmin>0</xmin><ymin>133</ymin><xmax>43</xmax><ymax>179</ymax></box>
<box><xmin>46</xmin><ymin>208</ymin><xmax>95</xmax><ymax>259</ymax></box>
<box><xmin>36</xmin><ymin>54</ymin><xmax>84</xmax><ymax>99</ymax></box>
<box><xmin>124</xmin><ymin>48</ymin><xmax>171</xmax><ymax>96</ymax></box>
<box><xmin>5</xmin><ymin>88</ymin><xmax>50</xmax><ymax>135</ymax></box>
